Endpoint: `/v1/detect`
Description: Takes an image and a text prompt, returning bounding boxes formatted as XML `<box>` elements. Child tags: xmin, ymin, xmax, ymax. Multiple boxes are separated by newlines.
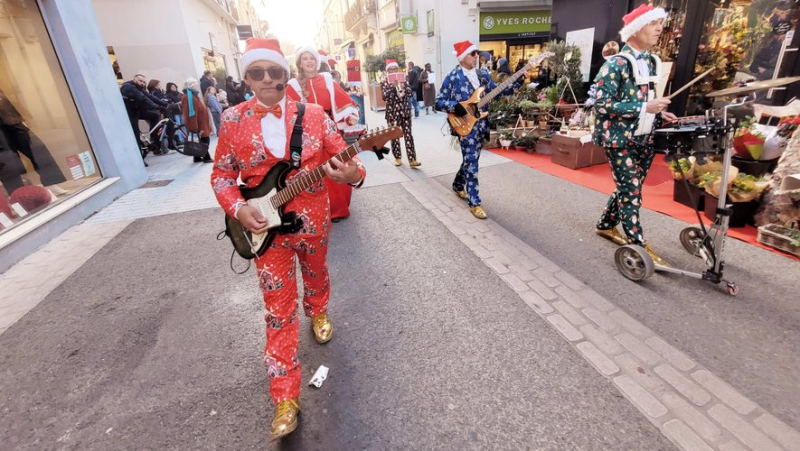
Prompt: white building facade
<box><xmin>92</xmin><ymin>0</ymin><xmax>242</xmax><ymax>86</ymax></box>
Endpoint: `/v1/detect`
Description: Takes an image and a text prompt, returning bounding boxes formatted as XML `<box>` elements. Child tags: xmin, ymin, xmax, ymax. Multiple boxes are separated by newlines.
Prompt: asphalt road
<box><xmin>0</xmin><ymin>183</ymin><xmax>673</xmax><ymax>450</ymax></box>
<box><xmin>442</xmin><ymin>161</ymin><xmax>800</xmax><ymax>432</ymax></box>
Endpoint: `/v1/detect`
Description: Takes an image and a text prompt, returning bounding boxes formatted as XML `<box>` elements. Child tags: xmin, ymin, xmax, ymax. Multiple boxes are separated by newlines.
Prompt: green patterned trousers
<box><xmin>596</xmin><ymin>145</ymin><xmax>655</xmax><ymax>246</ymax></box>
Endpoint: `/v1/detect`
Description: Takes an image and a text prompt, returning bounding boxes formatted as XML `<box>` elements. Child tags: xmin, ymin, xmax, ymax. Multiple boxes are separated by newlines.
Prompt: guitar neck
<box><xmin>270</xmin><ymin>143</ymin><xmax>360</xmax><ymax>208</ymax></box>
<box><xmin>477</xmin><ymin>63</ymin><xmax>531</xmax><ymax>108</ymax></box>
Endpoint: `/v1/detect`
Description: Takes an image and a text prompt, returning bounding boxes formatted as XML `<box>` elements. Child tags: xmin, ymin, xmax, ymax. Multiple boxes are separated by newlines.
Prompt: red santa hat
<box><xmin>295</xmin><ymin>46</ymin><xmax>321</xmax><ymax>69</ymax></box>
<box><xmin>385</xmin><ymin>59</ymin><xmax>399</xmax><ymax>71</ymax></box>
<box><xmin>619</xmin><ymin>4</ymin><xmax>667</xmax><ymax>42</ymax></box>
<box><xmin>239</xmin><ymin>38</ymin><xmax>289</xmax><ymax>74</ymax></box>
<box><xmin>452</xmin><ymin>40</ymin><xmax>478</xmax><ymax>61</ymax></box>
<box><xmin>317</xmin><ymin>50</ymin><xmax>337</xmax><ymax>68</ymax></box>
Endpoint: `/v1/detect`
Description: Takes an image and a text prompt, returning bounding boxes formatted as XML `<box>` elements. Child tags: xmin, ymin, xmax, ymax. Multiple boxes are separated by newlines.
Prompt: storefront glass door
<box><xmin>688</xmin><ymin>0</ymin><xmax>799</xmax><ymax>113</ymax></box>
<box><xmin>0</xmin><ymin>0</ymin><xmax>102</xmax><ymax>235</ymax></box>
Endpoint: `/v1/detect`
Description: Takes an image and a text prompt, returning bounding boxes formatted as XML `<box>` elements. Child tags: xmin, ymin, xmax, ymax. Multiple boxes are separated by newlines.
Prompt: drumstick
<box><xmin>665</xmin><ymin>68</ymin><xmax>714</xmax><ymax>100</ymax></box>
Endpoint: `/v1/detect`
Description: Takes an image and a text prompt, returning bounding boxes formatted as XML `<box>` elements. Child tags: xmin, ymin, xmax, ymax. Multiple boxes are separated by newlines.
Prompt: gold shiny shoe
<box><xmin>470</xmin><ymin>205</ymin><xmax>488</xmax><ymax>219</ymax></box>
<box><xmin>595</xmin><ymin>227</ymin><xmax>628</xmax><ymax>246</ymax></box>
<box><xmin>454</xmin><ymin>189</ymin><xmax>468</xmax><ymax>200</ymax></box>
<box><xmin>645</xmin><ymin>245</ymin><xmax>671</xmax><ymax>267</ymax></box>
<box><xmin>312</xmin><ymin>313</ymin><xmax>333</xmax><ymax>344</ymax></box>
<box><xmin>393</xmin><ymin>158</ymin><xmax>402</xmax><ymax>166</ymax></box>
<box><xmin>409</xmin><ymin>159</ymin><xmax>421</xmax><ymax>168</ymax></box>
<box><xmin>271</xmin><ymin>398</ymin><xmax>300</xmax><ymax>440</ymax></box>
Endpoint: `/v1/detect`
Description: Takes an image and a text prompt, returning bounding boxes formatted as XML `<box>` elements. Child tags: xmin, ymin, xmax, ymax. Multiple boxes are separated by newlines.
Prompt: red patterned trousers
<box><xmin>255</xmin><ymin>233</ymin><xmax>330</xmax><ymax>403</ymax></box>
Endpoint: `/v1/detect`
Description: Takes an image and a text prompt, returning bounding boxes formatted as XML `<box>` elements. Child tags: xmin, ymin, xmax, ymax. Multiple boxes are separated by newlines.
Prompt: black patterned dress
<box><xmin>380</xmin><ymin>80</ymin><xmax>416</xmax><ymax>161</ymax></box>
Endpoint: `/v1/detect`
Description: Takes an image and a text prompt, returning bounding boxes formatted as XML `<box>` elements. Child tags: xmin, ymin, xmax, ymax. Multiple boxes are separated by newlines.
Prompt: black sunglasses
<box><xmin>247</xmin><ymin>66</ymin><xmax>285</xmax><ymax>81</ymax></box>
<box><xmin>470</xmin><ymin>51</ymin><xmax>479</xmax><ymax>57</ymax></box>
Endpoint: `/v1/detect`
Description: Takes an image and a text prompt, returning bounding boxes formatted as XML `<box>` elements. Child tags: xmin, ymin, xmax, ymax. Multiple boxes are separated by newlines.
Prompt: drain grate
<box><xmin>140</xmin><ymin>179</ymin><xmax>174</xmax><ymax>188</ymax></box>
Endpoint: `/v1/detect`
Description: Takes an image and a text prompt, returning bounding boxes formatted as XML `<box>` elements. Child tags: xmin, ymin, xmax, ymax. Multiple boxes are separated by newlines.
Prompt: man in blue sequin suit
<box><xmin>435</xmin><ymin>40</ymin><xmax>522</xmax><ymax>219</ymax></box>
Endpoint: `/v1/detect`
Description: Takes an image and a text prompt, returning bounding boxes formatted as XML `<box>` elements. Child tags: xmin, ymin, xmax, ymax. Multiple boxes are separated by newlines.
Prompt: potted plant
<box><xmin>731</xmin><ymin>116</ymin><xmax>780</xmax><ymax>176</ymax></box>
<box><xmin>698</xmin><ymin>171</ymin><xmax>770</xmax><ymax>227</ymax></box>
<box><xmin>515</xmin><ymin>134</ymin><xmax>539</xmax><ymax>153</ymax></box>
<box><xmin>499</xmin><ymin>132</ymin><xmax>513</xmax><ymax>149</ymax></box>
<box><xmin>518</xmin><ymin>100</ymin><xmax>536</xmax><ymax>127</ymax></box>
<box><xmin>668</xmin><ymin>156</ymin><xmax>704</xmax><ymax>209</ymax></box>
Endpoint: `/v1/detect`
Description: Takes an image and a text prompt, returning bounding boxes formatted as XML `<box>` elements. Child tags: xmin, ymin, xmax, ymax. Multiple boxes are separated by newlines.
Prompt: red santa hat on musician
<box><xmin>295</xmin><ymin>45</ymin><xmax>322</xmax><ymax>70</ymax></box>
<box><xmin>452</xmin><ymin>40</ymin><xmax>478</xmax><ymax>61</ymax></box>
<box><xmin>619</xmin><ymin>4</ymin><xmax>667</xmax><ymax>42</ymax></box>
<box><xmin>239</xmin><ymin>37</ymin><xmax>290</xmax><ymax>74</ymax></box>
<box><xmin>385</xmin><ymin>59</ymin><xmax>399</xmax><ymax>71</ymax></box>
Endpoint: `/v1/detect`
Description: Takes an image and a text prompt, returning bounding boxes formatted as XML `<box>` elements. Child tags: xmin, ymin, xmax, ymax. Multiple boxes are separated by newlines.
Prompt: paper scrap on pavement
<box><xmin>308</xmin><ymin>365</ymin><xmax>329</xmax><ymax>388</ymax></box>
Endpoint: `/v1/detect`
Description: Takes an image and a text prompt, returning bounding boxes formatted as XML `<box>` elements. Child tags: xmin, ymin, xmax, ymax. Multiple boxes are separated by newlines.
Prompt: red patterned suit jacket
<box><xmin>210</xmin><ymin>97</ymin><xmax>366</xmax><ymax>237</ymax></box>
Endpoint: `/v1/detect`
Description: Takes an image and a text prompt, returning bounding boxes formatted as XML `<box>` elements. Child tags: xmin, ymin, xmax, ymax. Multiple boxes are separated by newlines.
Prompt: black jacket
<box><xmin>166</xmin><ymin>90</ymin><xmax>183</xmax><ymax>104</ymax></box>
<box><xmin>200</xmin><ymin>75</ymin><xmax>215</xmax><ymax>96</ymax></box>
<box><xmin>120</xmin><ymin>81</ymin><xmax>160</xmax><ymax>116</ymax></box>
<box><xmin>407</xmin><ymin>68</ymin><xmax>420</xmax><ymax>91</ymax></box>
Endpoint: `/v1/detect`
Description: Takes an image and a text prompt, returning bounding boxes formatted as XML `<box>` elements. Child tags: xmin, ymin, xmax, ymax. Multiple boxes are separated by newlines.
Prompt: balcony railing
<box><xmin>345</xmin><ymin>0</ymin><xmax>376</xmax><ymax>31</ymax></box>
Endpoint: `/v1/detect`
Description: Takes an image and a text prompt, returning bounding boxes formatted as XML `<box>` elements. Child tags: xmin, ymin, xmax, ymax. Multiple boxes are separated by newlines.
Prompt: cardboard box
<box><xmin>551</xmin><ymin>133</ymin><xmax>608</xmax><ymax>169</ymax></box>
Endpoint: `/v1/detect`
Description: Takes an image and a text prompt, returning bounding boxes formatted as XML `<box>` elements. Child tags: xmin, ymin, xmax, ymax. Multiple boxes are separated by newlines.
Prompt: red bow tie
<box><xmin>254</xmin><ymin>103</ymin><xmax>282</xmax><ymax>119</ymax></box>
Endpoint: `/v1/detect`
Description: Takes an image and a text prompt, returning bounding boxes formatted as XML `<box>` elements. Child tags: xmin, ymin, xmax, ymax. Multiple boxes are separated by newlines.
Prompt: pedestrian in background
<box><xmin>496</xmin><ymin>58</ymin><xmax>512</xmax><ymax>83</ymax></box>
<box><xmin>205</xmin><ymin>86</ymin><xmax>223</xmax><ymax>134</ymax></box>
<box><xmin>225</xmin><ymin>76</ymin><xmax>240</xmax><ymax>105</ymax></box>
<box><xmin>406</xmin><ymin>61</ymin><xmax>420</xmax><ymax>118</ymax></box>
<box><xmin>422</xmin><ymin>63</ymin><xmax>436</xmax><ymax>115</ymax></box>
<box><xmin>181</xmin><ymin>78</ymin><xmax>212</xmax><ymax>163</ymax></box>
<box><xmin>200</xmin><ymin>70</ymin><xmax>216</xmax><ymax>96</ymax></box>
<box><xmin>217</xmin><ymin>89</ymin><xmax>230</xmax><ymax>110</ymax></box>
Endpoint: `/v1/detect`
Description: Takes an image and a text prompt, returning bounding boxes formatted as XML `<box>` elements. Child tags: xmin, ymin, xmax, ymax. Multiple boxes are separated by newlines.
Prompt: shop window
<box><xmin>0</xmin><ymin>0</ymin><xmax>102</xmax><ymax>234</ymax></box>
<box><xmin>688</xmin><ymin>0</ymin><xmax>799</xmax><ymax>114</ymax></box>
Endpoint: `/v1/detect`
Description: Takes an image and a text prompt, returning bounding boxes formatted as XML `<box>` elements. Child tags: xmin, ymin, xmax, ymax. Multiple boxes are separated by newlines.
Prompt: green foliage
<box><xmin>546</xmin><ymin>40</ymin><xmax>584</xmax><ymax>103</ymax></box>
<box><xmin>364</xmin><ymin>48</ymin><xmax>406</xmax><ymax>76</ymax></box>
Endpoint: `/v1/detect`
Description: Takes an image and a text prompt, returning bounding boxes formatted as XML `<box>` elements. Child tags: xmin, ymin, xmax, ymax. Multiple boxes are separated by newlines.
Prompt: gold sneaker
<box><xmin>393</xmin><ymin>158</ymin><xmax>402</xmax><ymax>166</ymax></box>
<box><xmin>470</xmin><ymin>205</ymin><xmax>488</xmax><ymax>219</ymax></box>
<box><xmin>409</xmin><ymin>160</ymin><xmax>421</xmax><ymax>168</ymax></box>
<box><xmin>271</xmin><ymin>398</ymin><xmax>300</xmax><ymax>440</ymax></box>
<box><xmin>454</xmin><ymin>189</ymin><xmax>468</xmax><ymax>200</ymax></box>
<box><xmin>645</xmin><ymin>245</ymin><xmax>670</xmax><ymax>267</ymax></box>
<box><xmin>595</xmin><ymin>227</ymin><xmax>628</xmax><ymax>246</ymax></box>
<box><xmin>312</xmin><ymin>313</ymin><xmax>333</xmax><ymax>344</ymax></box>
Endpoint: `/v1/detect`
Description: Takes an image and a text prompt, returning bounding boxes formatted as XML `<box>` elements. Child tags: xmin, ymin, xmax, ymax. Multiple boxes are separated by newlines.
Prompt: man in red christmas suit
<box><xmin>210</xmin><ymin>37</ymin><xmax>365</xmax><ymax>440</ymax></box>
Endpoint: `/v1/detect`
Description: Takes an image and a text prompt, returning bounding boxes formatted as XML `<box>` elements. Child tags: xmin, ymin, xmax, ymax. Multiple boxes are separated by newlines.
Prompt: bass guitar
<box><xmin>225</xmin><ymin>126</ymin><xmax>401</xmax><ymax>259</ymax></box>
<box><xmin>447</xmin><ymin>52</ymin><xmax>553</xmax><ymax>137</ymax></box>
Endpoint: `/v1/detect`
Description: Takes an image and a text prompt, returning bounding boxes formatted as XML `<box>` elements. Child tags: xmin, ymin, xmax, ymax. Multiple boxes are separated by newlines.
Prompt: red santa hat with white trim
<box><xmin>295</xmin><ymin>46</ymin><xmax>321</xmax><ymax>69</ymax></box>
<box><xmin>619</xmin><ymin>4</ymin><xmax>667</xmax><ymax>42</ymax></box>
<box><xmin>452</xmin><ymin>40</ymin><xmax>478</xmax><ymax>61</ymax></box>
<box><xmin>318</xmin><ymin>49</ymin><xmax>337</xmax><ymax>69</ymax></box>
<box><xmin>239</xmin><ymin>37</ymin><xmax>290</xmax><ymax>74</ymax></box>
<box><xmin>385</xmin><ymin>59</ymin><xmax>399</xmax><ymax>71</ymax></box>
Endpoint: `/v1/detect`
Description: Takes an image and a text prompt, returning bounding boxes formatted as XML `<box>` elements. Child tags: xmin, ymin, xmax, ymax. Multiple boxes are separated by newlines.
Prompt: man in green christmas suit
<box><xmin>592</xmin><ymin>4</ymin><xmax>678</xmax><ymax>266</ymax></box>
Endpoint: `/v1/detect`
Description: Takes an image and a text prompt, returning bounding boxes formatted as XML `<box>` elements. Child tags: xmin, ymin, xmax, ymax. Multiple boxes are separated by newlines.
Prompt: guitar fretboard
<box><xmin>269</xmin><ymin>143</ymin><xmax>361</xmax><ymax>208</ymax></box>
<box><xmin>477</xmin><ymin>63</ymin><xmax>532</xmax><ymax>109</ymax></box>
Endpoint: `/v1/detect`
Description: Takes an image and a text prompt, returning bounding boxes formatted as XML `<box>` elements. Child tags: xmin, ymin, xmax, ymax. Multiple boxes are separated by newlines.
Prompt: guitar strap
<box><xmin>289</xmin><ymin>103</ymin><xmax>305</xmax><ymax>169</ymax></box>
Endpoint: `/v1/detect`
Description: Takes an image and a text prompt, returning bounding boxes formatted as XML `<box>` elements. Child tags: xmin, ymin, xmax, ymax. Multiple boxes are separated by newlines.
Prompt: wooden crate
<box><xmin>551</xmin><ymin>133</ymin><xmax>607</xmax><ymax>169</ymax></box>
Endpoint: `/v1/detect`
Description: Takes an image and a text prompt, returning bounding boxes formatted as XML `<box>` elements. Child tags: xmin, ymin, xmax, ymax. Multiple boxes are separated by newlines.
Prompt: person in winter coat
<box><xmin>406</xmin><ymin>62</ymin><xmax>420</xmax><ymax>117</ymax></box>
<box><xmin>120</xmin><ymin>74</ymin><xmax>167</xmax><ymax>152</ymax></box>
<box><xmin>422</xmin><ymin>63</ymin><xmax>437</xmax><ymax>114</ymax></box>
<box><xmin>181</xmin><ymin>78</ymin><xmax>212</xmax><ymax>163</ymax></box>
<box><xmin>225</xmin><ymin>76</ymin><xmax>240</xmax><ymax>105</ymax></box>
<box><xmin>496</xmin><ymin>58</ymin><xmax>512</xmax><ymax>83</ymax></box>
<box><xmin>205</xmin><ymin>86</ymin><xmax>223</xmax><ymax>135</ymax></box>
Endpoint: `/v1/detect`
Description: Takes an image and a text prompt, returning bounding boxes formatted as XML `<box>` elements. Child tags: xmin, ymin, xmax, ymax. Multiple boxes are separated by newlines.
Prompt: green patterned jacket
<box><xmin>591</xmin><ymin>44</ymin><xmax>660</xmax><ymax>148</ymax></box>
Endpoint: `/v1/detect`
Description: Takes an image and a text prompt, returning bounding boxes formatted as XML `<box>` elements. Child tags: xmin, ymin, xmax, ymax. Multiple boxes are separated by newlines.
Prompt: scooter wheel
<box><xmin>680</xmin><ymin>227</ymin><xmax>705</xmax><ymax>256</ymax></box>
<box><xmin>615</xmin><ymin>245</ymin><xmax>655</xmax><ymax>281</ymax></box>
<box><xmin>726</xmin><ymin>283</ymin><xmax>740</xmax><ymax>296</ymax></box>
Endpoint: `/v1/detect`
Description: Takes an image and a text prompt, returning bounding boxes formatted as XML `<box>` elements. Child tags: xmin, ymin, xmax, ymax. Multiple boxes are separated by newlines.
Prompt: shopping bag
<box><xmin>183</xmin><ymin>132</ymin><xmax>208</xmax><ymax>157</ymax></box>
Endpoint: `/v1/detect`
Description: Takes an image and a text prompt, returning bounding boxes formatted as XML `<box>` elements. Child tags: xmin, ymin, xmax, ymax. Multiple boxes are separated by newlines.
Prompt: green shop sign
<box><xmin>480</xmin><ymin>10</ymin><xmax>552</xmax><ymax>37</ymax></box>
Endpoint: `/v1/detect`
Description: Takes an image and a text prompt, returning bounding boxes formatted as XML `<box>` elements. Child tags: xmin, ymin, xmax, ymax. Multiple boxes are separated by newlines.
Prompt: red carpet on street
<box><xmin>488</xmin><ymin>148</ymin><xmax>797</xmax><ymax>259</ymax></box>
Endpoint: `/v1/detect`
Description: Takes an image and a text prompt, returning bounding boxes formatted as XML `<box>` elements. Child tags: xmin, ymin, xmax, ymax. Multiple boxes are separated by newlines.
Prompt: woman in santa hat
<box><xmin>287</xmin><ymin>47</ymin><xmax>360</xmax><ymax>223</ymax></box>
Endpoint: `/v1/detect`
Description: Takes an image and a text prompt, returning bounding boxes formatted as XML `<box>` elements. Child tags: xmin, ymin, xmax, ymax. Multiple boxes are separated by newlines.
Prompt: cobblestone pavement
<box><xmin>404</xmin><ymin>177</ymin><xmax>799</xmax><ymax>451</ymax></box>
<box><xmin>1</xmin><ymin>107</ymin><xmax>798</xmax><ymax>450</ymax></box>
